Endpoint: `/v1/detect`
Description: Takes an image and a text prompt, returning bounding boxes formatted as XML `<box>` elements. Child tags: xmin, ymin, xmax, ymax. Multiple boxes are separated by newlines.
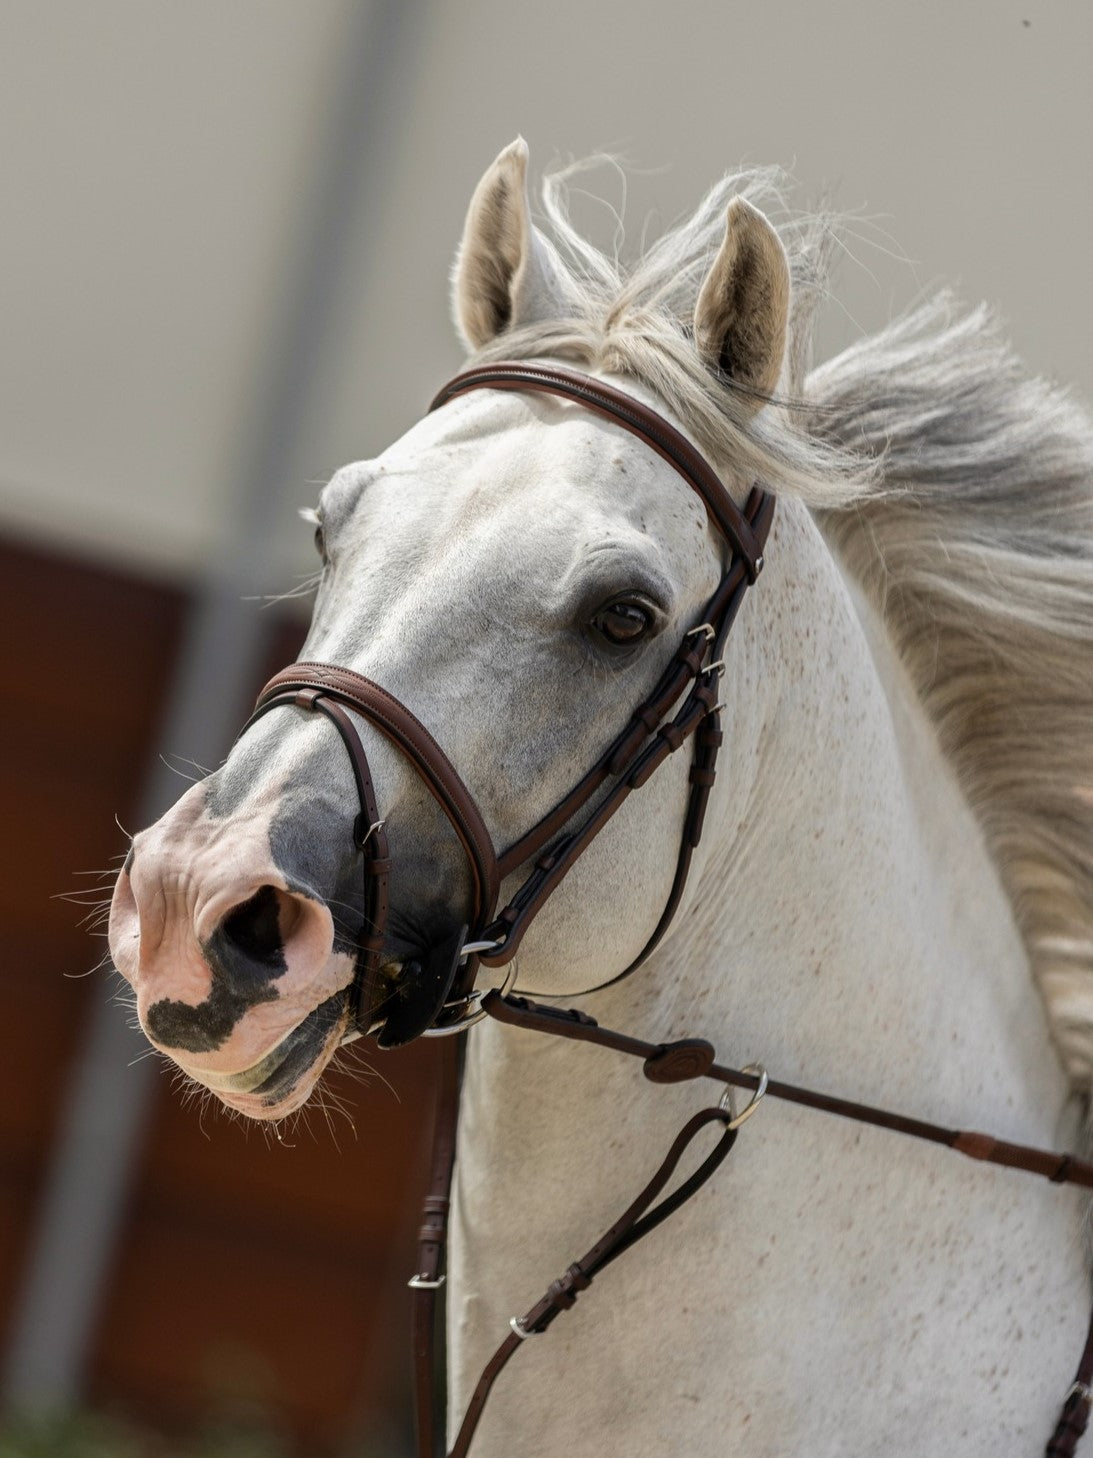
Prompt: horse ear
<box><xmin>452</xmin><ymin>138</ymin><xmax>569</xmax><ymax>351</ymax></box>
<box><xmin>693</xmin><ymin>197</ymin><xmax>790</xmax><ymax>408</ymax></box>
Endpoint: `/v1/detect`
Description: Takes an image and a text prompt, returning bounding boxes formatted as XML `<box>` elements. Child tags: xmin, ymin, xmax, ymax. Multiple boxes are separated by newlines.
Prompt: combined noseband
<box><xmin>244</xmin><ymin>362</ymin><xmax>774</xmax><ymax>1047</ymax></box>
<box><xmin>240</xmin><ymin>364</ymin><xmax>1093</xmax><ymax>1458</ymax></box>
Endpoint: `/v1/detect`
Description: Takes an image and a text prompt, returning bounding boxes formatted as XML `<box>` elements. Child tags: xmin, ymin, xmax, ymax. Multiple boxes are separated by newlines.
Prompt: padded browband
<box><xmin>430</xmin><ymin>363</ymin><xmax>771</xmax><ymax>580</ymax></box>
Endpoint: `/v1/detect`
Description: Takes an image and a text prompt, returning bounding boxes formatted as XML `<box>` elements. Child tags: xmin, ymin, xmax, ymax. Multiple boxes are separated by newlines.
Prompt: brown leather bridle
<box><xmin>244</xmin><ymin>362</ymin><xmax>774</xmax><ymax>1047</ymax></box>
<box><xmin>237</xmin><ymin>363</ymin><xmax>1093</xmax><ymax>1457</ymax></box>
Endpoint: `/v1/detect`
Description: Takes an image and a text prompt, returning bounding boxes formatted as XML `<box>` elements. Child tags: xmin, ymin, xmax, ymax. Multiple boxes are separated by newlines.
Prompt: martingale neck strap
<box><xmin>412</xmin><ymin>990</ymin><xmax>1093</xmax><ymax>1458</ymax></box>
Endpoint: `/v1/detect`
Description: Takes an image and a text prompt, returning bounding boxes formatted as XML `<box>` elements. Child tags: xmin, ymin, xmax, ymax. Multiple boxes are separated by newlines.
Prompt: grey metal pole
<box><xmin>2</xmin><ymin>0</ymin><xmax>430</xmax><ymax>1408</ymax></box>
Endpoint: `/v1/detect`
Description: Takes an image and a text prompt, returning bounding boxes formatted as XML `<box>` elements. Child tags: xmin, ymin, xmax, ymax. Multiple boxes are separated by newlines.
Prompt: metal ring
<box><xmin>509</xmin><ymin>1317</ymin><xmax>538</xmax><ymax>1341</ymax></box>
<box><xmin>421</xmin><ymin>954</ymin><xmax>519</xmax><ymax>1037</ymax></box>
<box><xmin>408</xmin><ymin>1273</ymin><xmax>446</xmax><ymax>1290</ymax></box>
<box><xmin>703</xmin><ymin>659</ymin><xmax>726</xmax><ymax>678</ymax></box>
<box><xmin>685</xmin><ymin>622</ymin><xmax>716</xmax><ymax>643</ymax></box>
<box><xmin>718</xmin><ymin>1064</ymin><xmax>768</xmax><ymax>1129</ymax></box>
<box><xmin>459</xmin><ymin>938</ymin><xmax>504</xmax><ymax>959</ymax></box>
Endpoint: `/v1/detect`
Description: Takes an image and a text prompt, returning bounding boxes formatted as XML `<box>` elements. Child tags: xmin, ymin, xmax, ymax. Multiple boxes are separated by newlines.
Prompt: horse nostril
<box><xmin>221</xmin><ymin>885</ymin><xmax>287</xmax><ymax>964</ymax></box>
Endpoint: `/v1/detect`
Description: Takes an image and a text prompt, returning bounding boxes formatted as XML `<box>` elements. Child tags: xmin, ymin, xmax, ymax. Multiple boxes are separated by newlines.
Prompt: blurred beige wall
<box><xmin>2</xmin><ymin>0</ymin><xmax>1090</xmax><ymax>584</ymax></box>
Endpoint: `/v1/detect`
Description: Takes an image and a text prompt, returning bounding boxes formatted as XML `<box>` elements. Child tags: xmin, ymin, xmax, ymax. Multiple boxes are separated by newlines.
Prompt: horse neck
<box><xmin>626</xmin><ymin>494</ymin><xmax>1072</xmax><ymax>1140</ymax></box>
<box><xmin>448</xmin><ymin>498</ymin><xmax>1086</xmax><ymax>1458</ymax></box>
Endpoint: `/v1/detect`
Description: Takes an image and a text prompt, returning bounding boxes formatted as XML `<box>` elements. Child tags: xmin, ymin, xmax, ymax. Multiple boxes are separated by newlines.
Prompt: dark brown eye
<box><xmin>314</xmin><ymin>522</ymin><xmax>327</xmax><ymax>563</ymax></box>
<box><xmin>592</xmin><ymin>599</ymin><xmax>653</xmax><ymax>646</ymax></box>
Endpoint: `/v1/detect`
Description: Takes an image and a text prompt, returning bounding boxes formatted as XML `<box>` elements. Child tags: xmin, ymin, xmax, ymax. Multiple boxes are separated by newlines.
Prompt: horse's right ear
<box><xmin>452</xmin><ymin>139</ymin><xmax>570</xmax><ymax>351</ymax></box>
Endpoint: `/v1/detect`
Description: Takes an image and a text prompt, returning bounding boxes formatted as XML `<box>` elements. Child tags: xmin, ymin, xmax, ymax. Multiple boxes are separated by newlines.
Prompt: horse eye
<box><xmin>591</xmin><ymin>599</ymin><xmax>653</xmax><ymax>646</ymax></box>
<box><xmin>314</xmin><ymin>523</ymin><xmax>327</xmax><ymax>563</ymax></box>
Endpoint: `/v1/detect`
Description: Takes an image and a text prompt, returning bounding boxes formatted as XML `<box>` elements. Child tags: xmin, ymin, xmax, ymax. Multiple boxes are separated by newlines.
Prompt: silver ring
<box><xmin>408</xmin><ymin>1273</ymin><xmax>446</xmax><ymax>1290</ymax></box>
<box><xmin>509</xmin><ymin>1317</ymin><xmax>538</xmax><ymax>1340</ymax></box>
<box><xmin>421</xmin><ymin>955</ymin><xmax>519</xmax><ymax>1037</ymax></box>
<box><xmin>718</xmin><ymin>1064</ymin><xmax>768</xmax><ymax>1129</ymax></box>
<box><xmin>459</xmin><ymin>938</ymin><xmax>504</xmax><ymax>959</ymax></box>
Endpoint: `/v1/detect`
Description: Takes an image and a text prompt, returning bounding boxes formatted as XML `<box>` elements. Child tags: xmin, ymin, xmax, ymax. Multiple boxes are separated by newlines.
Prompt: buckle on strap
<box><xmin>685</xmin><ymin>622</ymin><xmax>716</xmax><ymax>644</ymax></box>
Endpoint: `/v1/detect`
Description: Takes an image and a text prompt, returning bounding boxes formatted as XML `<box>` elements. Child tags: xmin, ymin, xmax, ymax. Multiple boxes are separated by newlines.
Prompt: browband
<box><xmin>431</xmin><ymin>363</ymin><xmax>769</xmax><ymax>580</ymax></box>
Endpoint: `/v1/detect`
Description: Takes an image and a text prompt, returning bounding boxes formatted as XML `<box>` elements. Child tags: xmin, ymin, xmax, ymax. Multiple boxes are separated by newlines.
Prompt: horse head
<box><xmin>107</xmin><ymin>139</ymin><xmax>791</xmax><ymax>1119</ymax></box>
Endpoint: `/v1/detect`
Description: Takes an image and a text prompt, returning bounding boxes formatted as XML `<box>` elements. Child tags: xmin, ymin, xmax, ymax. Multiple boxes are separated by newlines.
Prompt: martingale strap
<box><xmin>447</xmin><ymin>1103</ymin><xmax>739</xmax><ymax>1458</ymax></box>
<box><xmin>412</xmin><ymin>991</ymin><xmax>1093</xmax><ymax>1458</ymax></box>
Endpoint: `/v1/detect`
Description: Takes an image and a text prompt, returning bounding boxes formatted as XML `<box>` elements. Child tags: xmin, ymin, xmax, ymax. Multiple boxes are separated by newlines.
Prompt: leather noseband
<box><xmin>241</xmin><ymin>363</ymin><xmax>774</xmax><ymax>1045</ymax></box>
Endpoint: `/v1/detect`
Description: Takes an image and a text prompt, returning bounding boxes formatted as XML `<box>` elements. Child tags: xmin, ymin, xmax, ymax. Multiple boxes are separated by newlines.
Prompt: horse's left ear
<box><xmin>694</xmin><ymin>197</ymin><xmax>790</xmax><ymax>408</ymax></box>
<box><xmin>452</xmin><ymin>138</ymin><xmax>571</xmax><ymax>351</ymax></box>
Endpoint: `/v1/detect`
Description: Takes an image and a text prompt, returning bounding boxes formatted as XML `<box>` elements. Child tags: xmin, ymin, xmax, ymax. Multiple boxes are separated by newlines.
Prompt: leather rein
<box><xmin>238</xmin><ymin>363</ymin><xmax>1093</xmax><ymax>1457</ymax></box>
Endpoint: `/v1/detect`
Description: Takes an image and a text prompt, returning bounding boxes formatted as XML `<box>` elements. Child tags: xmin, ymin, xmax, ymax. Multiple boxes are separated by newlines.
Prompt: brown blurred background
<box><xmin>2</xmin><ymin>2</ymin><xmax>1090</xmax><ymax>1454</ymax></box>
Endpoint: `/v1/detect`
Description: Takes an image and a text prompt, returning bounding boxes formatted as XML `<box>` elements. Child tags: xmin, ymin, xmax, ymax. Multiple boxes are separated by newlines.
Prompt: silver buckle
<box><xmin>509</xmin><ymin>1317</ymin><xmax>539</xmax><ymax>1340</ymax></box>
<box><xmin>408</xmin><ymin>1273</ymin><xmax>446</xmax><ymax>1290</ymax></box>
<box><xmin>686</xmin><ymin>622</ymin><xmax>716</xmax><ymax>644</ymax></box>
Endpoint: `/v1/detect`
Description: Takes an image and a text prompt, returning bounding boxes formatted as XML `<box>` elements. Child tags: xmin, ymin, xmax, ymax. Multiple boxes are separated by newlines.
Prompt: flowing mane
<box><xmin>468</xmin><ymin>162</ymin><xmax>1093</xmax><ymax>1086</ymax></box>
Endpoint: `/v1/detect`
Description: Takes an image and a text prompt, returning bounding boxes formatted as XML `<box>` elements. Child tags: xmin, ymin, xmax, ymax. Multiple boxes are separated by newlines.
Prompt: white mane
<box><xmin>469</xmin><ymin>162</ymin><xmax>1093</xmax><ymax>1086</ymax></box>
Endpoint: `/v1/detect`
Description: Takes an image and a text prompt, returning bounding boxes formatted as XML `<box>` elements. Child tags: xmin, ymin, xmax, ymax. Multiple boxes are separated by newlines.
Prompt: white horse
<box><xmin>109</xmin><ymin>140</ymin><xmax>1093</xmax><ymax>1456</ymax></box>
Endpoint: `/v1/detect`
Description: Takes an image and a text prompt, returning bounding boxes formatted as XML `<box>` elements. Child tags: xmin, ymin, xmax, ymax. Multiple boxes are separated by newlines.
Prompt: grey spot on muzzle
<box><xmin>146</xmin><ymin>886</ymin><xmax>288</xmax><ymax>1054</ymax></box>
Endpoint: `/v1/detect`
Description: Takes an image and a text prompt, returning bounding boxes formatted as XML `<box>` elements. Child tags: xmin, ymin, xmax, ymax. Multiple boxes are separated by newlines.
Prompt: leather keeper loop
<box><xmin>546</xmin><ymin>1264</ymin><xmax>591</xmax><ymax>1312</ymax></box>
<box><xmin>660</xmin><ymin>721</ymin><xmax>686</xmax><ymax>752</ymax></box>
<box><xmin>677</xmin><ymin>644</ymin><xmax>707</xmax><ymax>676</ymax></box>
